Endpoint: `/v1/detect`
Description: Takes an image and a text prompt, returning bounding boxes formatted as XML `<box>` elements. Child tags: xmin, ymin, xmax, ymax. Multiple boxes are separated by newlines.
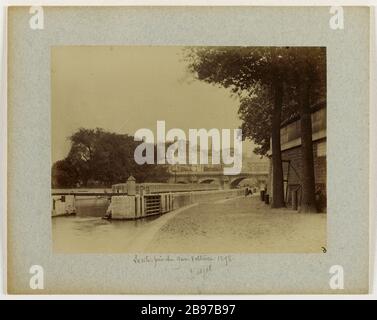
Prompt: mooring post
<box><xmin>127</xmin><ymin>175</ymin><xmax>136</xmax><ymax>196</ymax></box>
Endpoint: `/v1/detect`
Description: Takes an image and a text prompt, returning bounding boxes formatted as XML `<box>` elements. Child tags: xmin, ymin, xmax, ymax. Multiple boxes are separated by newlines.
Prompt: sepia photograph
<box><xmin>51</xmin><ymin>46</ymin><xmax>327</xmax><ymax>253</ymax></box>
<box><xmin>6</xmin><ymin>5</ymin><xmax>371</xmax><ymax>296</ymax></box>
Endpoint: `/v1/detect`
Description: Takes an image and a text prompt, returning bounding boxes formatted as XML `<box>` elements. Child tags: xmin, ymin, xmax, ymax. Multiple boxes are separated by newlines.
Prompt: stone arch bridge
<box><xmin>168</xmin><ymin>171</ymin><xmax>268</xmax><ymax>189</ymax></box>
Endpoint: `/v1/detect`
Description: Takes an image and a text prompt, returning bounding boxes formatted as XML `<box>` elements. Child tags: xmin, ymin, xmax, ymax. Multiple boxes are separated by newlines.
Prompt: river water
<box><xmin>52</xmin><ymin>214</ymin><xmax>160</xmax><ymax>253</ymax></box>
<box><xmin>52</xmin><ymin>188</ymin><xmax>161</xmax><ymax>252</ymax></box>
<box><xmin>52</xmin><ymin>195</ymin><xmax>327</xmax><ymax>253</ymax></box>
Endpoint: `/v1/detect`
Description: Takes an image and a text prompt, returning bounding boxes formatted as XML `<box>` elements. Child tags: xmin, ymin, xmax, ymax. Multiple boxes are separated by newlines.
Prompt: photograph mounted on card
<box><xmin>7</xmin><ymin>6</ymin><xmax>370</xmax><ymax>294</ymax></box>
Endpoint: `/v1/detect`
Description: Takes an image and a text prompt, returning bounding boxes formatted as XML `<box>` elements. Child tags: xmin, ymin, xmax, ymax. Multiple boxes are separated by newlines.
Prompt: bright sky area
<box><xmin>51</xmin><ymin>46</ymin><xmax>259</xmax><ymax>163</ymax></box>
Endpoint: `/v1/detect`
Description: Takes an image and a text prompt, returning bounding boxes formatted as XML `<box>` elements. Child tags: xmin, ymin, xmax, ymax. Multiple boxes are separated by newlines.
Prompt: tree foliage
<box><xmin>238</xmin><ymin>84</ymin><xmax>299</xmax><ymax>156</ymax></box>
<box><xmin>185</xmin><ymin>46</ymin><xmax>290</xmax><ymax>207</ymax></box>
<box><xmin>52</xmin><ymin>128</ymin><xmax>169</xmax><ymax>188</ymax></box>
<box><xmin>185</xmin><ymin>46</ymin><xmax>326</xmax><ymax>211</ymax></box>
<box><xmin>238</xmin><ymin>86</ymin><xmax>273</xmax><ymax>156</ymax></box>
<box><xmin>185</xmin><ymin>46</ymin><xmax>290</xmax><ymax>95</ymax></box>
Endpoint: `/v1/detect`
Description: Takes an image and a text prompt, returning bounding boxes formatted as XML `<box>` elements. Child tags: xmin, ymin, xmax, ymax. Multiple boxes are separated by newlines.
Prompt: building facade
<box><xmin>269</xmin><ymin>101</ymin><xmax>326</xmax><ymax>212</ymax></box>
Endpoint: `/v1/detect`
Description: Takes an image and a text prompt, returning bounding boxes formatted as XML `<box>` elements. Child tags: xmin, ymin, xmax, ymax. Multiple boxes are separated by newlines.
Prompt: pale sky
<box><xmin>51</xmin><ymin>46</ymin><xmax>257</xmax><ymax>163</ymax></box>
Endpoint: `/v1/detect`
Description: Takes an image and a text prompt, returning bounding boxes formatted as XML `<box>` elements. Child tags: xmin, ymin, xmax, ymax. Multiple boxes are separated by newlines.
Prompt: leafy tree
<box><xmin>238</xmin><ymin>85</ymin><xmax>272</xmax><ymax>156</ymax></box>
<box><xmin>185</xmin><ymin>47</ymin><xmax>289</xmax><ymax>207</ymax></box>
<box><xmin>236</xmin><ymin>47</ymin><xmax>326</xmax><ymax>213</ymax></box>
<box><xmin>185</xmin><ymin>46</ymin><xmax>326</xmax><ymax>212</ymax></box>
<box><xmin>66</xmin><ymin>128</ymin><xmax>102</xmax><ymax>186</ymax></box>
<box><xmin>238</xmin><ymin>84</ymin><xmax>298</xmax><ymax>156</ymax></box>
<box><xmin>51</xmin><ymin>159</ymin><xmax>78</xmax><ymax>188</ymax></box>
<box><xmin>52</xmin><ymin>128</ymin><xmax>169</xmax><ymax>188</ymax></box>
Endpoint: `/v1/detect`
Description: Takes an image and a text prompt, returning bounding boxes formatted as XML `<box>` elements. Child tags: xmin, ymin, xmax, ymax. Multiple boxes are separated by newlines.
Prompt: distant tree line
<box><xmin>52</xmin><ymin>128</ymin><xmax>169</xmax><ymax>188</ymax></box>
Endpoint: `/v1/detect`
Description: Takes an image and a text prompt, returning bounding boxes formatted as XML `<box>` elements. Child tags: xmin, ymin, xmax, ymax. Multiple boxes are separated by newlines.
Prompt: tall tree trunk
<box><xmin>271</xmin><ymin>81</ymin><xmax>285</xmax><ymax>208</ymax></box>
<box><xmin>299</xmin><ymin>74</ymin><xmax>317</xmax><ymax>213</ymax></box>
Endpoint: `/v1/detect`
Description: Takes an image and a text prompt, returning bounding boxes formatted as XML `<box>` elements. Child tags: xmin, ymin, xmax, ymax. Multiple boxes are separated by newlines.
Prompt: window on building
<box><xmin>317</xmin><ymin>141</ymin><xmax>326</xmax><ymax>157</ymax></box>
<box><xmin>311</xmin><ymin>108</ymin><xmax>326</xmax><ymax>133</ymax></box>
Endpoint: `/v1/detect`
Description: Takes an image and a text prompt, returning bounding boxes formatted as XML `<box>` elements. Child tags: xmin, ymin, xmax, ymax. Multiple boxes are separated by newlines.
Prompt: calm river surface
<box><xmin>52</xmin><ymin>215</ymin><xmax>160</xmax><ymax>253</ymax></box>
<box><xmin>52</xmin><ymin>188</ymin><xmax>161</xmax><ymax>252</ymax></box>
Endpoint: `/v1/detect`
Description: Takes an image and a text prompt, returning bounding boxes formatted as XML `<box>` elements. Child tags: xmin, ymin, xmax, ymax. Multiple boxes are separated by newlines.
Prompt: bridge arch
<box><xmin>199</xmin><ymin>178</ymin><xmax>216</xmax><ymax>184</ymax></box>
<box><xmin>230</xmin><ymin>177</ymin><xmax>248</xmax><ymax>188</ymax></box>
<box><xmin>170</xmin><ymin>171</ymin><xmax>269</xmax><ymax>189</ymax></box>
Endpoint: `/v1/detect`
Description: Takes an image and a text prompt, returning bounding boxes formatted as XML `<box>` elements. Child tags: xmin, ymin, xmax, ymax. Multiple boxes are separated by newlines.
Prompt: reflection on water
<box><xmin>52</xmin><ymin>214</ymin><xmax>160</xmax><ymax>253</ymax></box>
